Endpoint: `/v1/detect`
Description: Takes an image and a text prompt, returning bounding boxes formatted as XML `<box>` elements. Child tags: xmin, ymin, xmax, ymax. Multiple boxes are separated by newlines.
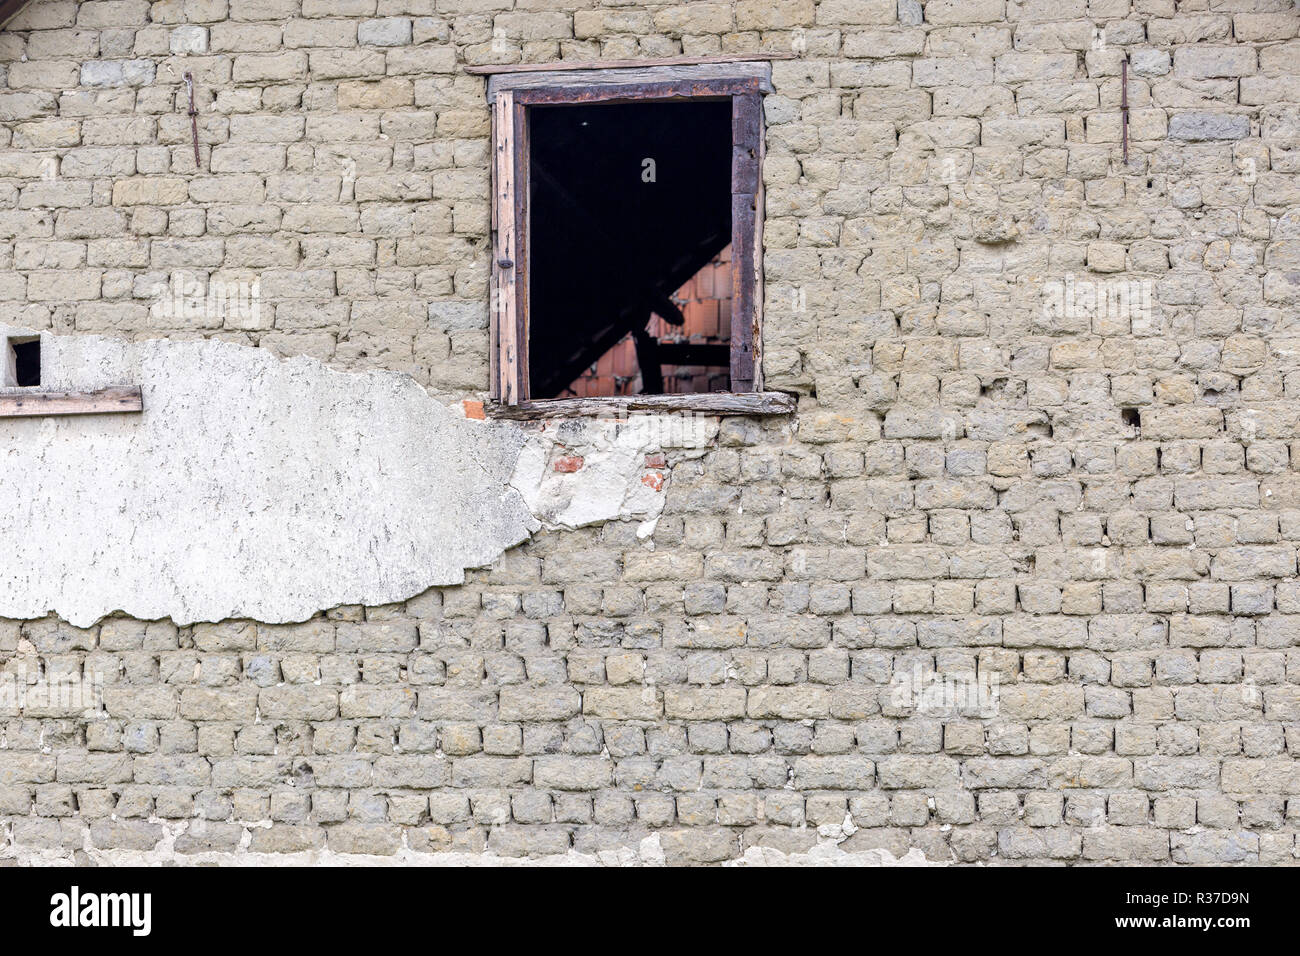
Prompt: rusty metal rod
<box><xmin>185</xmin><ymin>71</ymin><xmax>201</xmax><ymax>169</ymax></box>
<box><xmin>1121</xmin><ymin>57</ymin><xmax>1129</xmax><ymax>165</ymax></box>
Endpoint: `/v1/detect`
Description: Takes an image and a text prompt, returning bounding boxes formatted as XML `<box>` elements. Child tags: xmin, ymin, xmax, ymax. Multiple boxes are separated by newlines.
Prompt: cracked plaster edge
<box><xmin>0</xmin><ymin>329</ymin><xmax>714</xmax><ymax>628</ymax></box>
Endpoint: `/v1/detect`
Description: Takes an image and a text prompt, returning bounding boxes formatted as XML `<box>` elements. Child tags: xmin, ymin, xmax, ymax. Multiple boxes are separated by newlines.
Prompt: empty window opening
<box><xmin>528</xmin><ymin>100</ymin><xmax>733</xmax><ymax>399</ymax></box>
<box><xmin>485</xmin><ymin>62</ymin><xmax>774</xmax><ymax>413</ymax></box>
<box><xmin>6</xmin><ymin>337</ymin><xmax>39</xmax><ymax>387</ymax></box>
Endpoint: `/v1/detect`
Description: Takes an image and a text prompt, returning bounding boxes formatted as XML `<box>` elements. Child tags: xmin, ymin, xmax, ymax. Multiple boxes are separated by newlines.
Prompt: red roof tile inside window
<box><xmin>562</xmin><ymin>245</ymin><xmax>732</xmax><ymax>398</ymax></box>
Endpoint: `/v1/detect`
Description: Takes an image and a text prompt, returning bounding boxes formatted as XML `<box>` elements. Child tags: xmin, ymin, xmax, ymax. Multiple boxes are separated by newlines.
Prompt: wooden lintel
<box><xmin>469</xmin><ymin>52</ymin><xmax>793</xmax><ymax>76</ymax></box>
<box><xmin>486</xmin><ymin>391</ymin><xmax>796</xmax><ymax>420</ymax></box>
<box><xmin>0</xmin><ymin>386</ymin><xmax>143</xmax><ymax>418</ymax></box>
<box><xmin>489</xmin><ymin>61</ymin><xmax>774</xmax><ymax>97</ymax></box>
<box><xmin>514</xmin><ymin>76</ymin><xmax>761</xmax><ymax>105</ymax></box>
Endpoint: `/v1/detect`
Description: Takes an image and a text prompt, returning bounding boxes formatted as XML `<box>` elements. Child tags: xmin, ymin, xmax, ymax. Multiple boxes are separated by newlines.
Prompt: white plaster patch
<box><xmin>0</xmin><ymin>332</ymin><xmax>702</xmax><ymax>627</ymax></box>
<box><xmin>510</xmin><ymin>413</ymin><xmax>716</xmax><ymax>537</ymax></box>
<box><xmin>0</xmin><ymin>331</ymin><xmax>540</xmax><ymax>626</ymax></box>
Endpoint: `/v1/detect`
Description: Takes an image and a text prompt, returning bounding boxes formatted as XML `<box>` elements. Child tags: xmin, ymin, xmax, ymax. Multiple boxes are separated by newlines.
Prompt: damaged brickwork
<box><xmin>2</xmin><ymin>0</ymin><xmax>1300</xmax><ymax>865</ymax></box>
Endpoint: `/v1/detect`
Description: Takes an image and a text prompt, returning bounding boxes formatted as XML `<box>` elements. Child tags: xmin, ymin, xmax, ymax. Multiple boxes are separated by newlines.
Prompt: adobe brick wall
<box><xmin>2</xmin><ymin>0</ymin><xmax>1300</xmax><ymax>864</ymax></box>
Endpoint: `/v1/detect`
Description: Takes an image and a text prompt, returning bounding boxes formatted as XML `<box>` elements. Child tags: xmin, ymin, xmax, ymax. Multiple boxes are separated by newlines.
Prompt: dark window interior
<box><xmin>12</xmin><ymin>339</ymin><xmax>39</xmax><ymax>387</ymax></box>
<box><xmin>527</xmin><ymin>99</ymin><xmax>732</xmax><ymax>399</ymax></box>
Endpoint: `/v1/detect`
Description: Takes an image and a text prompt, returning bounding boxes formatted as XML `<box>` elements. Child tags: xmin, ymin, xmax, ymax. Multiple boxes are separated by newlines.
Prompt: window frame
<box><xmin>484</xmin><ymin>61</ymin><xmax>792</xmax><ymax>418</ymax></box>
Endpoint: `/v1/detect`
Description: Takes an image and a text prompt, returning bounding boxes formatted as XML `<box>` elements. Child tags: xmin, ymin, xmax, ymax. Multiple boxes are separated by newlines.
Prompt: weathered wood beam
<box><xmin>491</xmin><ymin>90</ymin><xmax>521</xmax><ymax>404</ymax></box>
<box><xmin>729</xmin><ymin>90</ymin><xmax>763</xmax><ymax>393</ymax></box>
<box><xmin>471</xmin><ymin>53</ymin><xmax>791</xmax><ymax>77</ymax></box>
<box><xmin>513</xmin><ymin>93</ymin><xmax>530</xmax><ymax>400</ymax></box>
<box><xmin>632</xmin><ymin>327</ymin><xmax>663</xmax><ymax>395</ymax></box>
<box><xmin>512</xmin><ymin>76</ymin><xmax>763</xmax><ymax>104</ymax></box>
<box><xmin>486</xmin><ymin>391</ymin><xmax>796</xmax><ymax>419</ymax></box>
<box><xmin>0</xmin><ymin>386</ymin><xmax>143</xmax><ymax>418</ymax></box>
<box><xmin>490</xmin><ymin>62</ymin><xmax>774</xmax><ymax>97</ymax></box>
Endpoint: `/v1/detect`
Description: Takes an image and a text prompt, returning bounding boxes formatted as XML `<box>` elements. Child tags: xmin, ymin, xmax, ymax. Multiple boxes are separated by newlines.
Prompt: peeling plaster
<box><xmin>0</xmin><ymin>332</ymin><xmax>707</xmax><ymax>627</ymax></box>
<box><xmin>513</xmin><ymin>414</ymin><xmax>716</xmax><ymax>537</ymax></box>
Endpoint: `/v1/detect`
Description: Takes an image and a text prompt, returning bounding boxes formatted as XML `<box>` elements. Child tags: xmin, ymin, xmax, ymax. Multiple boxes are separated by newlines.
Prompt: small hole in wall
<box><xmin>8</xmin><ymin>338</ymin><xmax>39</xmax><ymax>387</ymax></box>
<box><xmin>1121</xmin><ymin>407</ymin><xmax>1140</xmax><ymax>430</ymax></box>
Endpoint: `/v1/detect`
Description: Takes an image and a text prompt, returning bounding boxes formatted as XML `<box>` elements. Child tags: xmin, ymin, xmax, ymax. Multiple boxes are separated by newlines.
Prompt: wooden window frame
<box><xmin>485</xmin><ymin>61</ymin><xmax>793</xmax><ymax>418</ymax></box>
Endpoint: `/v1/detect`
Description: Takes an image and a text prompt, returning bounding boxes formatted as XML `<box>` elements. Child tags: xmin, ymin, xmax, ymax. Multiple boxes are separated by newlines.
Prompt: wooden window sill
<box><xmin>486</xmin><ymin>391</ymin><xmax>796</xmax><ymax>420</ymax></box>
<box><xmin>0</xmin><ymin>386</ymin><xmax>143</xmax><ymax>418</ymax></box>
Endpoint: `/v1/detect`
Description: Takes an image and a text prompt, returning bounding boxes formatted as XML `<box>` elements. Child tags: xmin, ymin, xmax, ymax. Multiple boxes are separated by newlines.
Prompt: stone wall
<box><xmin>2</xmin><ymin>0</ymin><xmax>1300</xmax><ymax>864</ymax></box>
